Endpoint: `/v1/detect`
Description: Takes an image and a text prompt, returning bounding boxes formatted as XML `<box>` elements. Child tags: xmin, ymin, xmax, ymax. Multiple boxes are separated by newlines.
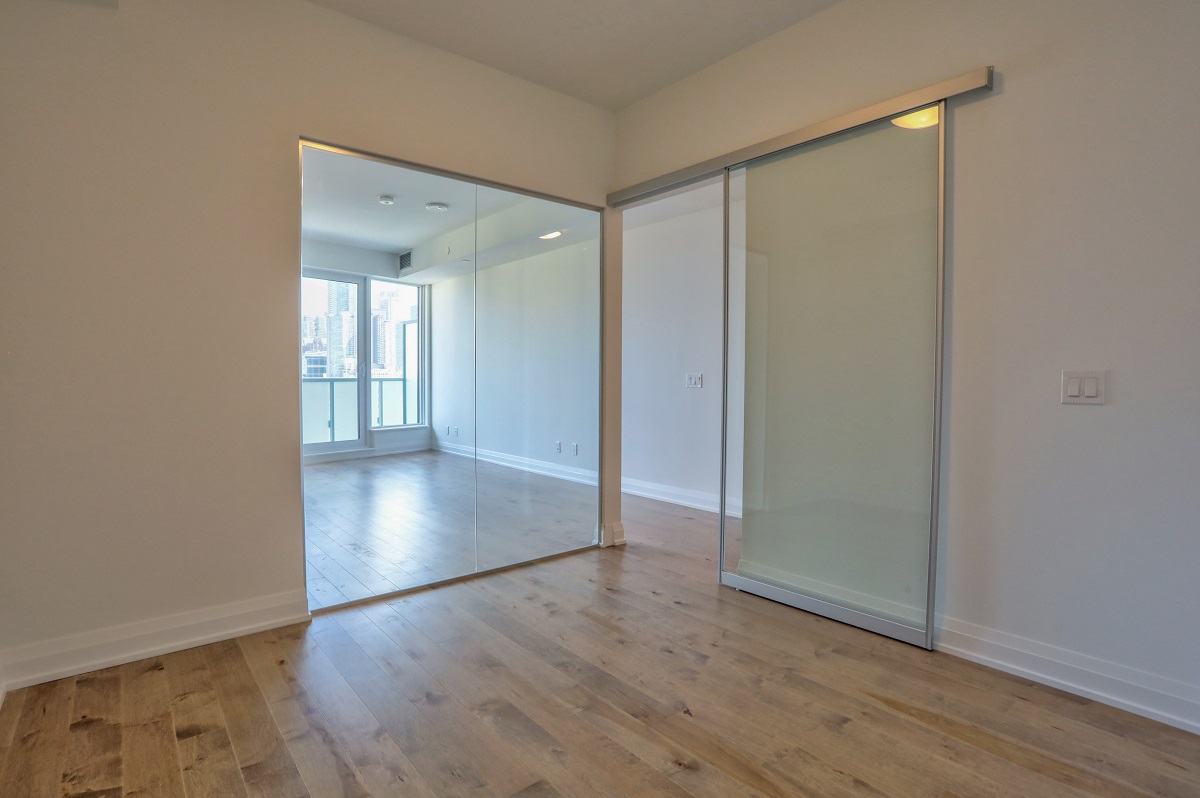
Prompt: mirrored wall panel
<box><xmin>723</xmin><ymin>106</ymin><xmax>942</xmax><ymax>646</ymax></box>
<box><xmin>474</xmin><ymin>186</ymin><xmax>601</xmax><ymax>571</ymax></box>
<box><xmin>300</xmin><ymin>144</ymin><xmax>600</xmax><ymax>610</ymax></box>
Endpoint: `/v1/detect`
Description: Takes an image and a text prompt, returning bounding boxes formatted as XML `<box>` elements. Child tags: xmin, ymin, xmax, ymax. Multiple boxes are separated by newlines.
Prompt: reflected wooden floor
<box><xmin>2</xmin><ymin>496</ymin><xmax>1198</xmax><ymax>796</ymax></box>
<box><xmin>304</xmin><ymin>451</ymin><xmax>598</xmax><ymax>609</ymax></box>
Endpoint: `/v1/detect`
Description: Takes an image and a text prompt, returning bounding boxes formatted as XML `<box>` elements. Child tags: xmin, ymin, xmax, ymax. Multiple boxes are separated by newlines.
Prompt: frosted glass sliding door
<box><xmin>722</xmin><ymin>105</ymin><xmax>943</xmax><ymax>647</ymax></box>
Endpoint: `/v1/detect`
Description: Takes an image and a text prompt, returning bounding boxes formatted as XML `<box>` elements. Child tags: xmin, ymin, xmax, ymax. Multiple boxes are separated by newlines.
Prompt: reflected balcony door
<box><xmin>301</xmin><ymin>275</ymin><xmax>364</xmax><ymax>450</ymax></box>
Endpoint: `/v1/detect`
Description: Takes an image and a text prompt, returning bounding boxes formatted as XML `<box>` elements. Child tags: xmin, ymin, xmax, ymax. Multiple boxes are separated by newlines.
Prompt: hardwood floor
<box><xmin>304</xmin><ymin>451</ymin><xmax>598</xmax><ymax>609</ymax></box>
<box><xmin>2</xmin><ymin>496</ymin><xmax>1197</xmax><ymax>797</ymax></box>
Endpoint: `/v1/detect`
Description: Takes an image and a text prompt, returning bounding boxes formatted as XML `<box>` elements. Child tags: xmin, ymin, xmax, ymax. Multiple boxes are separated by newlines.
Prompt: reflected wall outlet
<box><xmin>572</xmin><ymin>443</ymin><xmax>579</xmax><ymax>455</ymax></box>
<box><xmin>1061</xmin><ymin>370</ymin><xmax>1107</xmax><ymax>405</ymax></box>
<box><xmin>555</xmin><ymin>441</ymin><xmax>562</xmax><ymax>453</ymax></box>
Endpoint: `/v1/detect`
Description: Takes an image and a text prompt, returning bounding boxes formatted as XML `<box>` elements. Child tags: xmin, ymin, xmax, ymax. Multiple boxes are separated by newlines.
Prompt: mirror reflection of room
<box><xmin>299</xmin><ymin>146</ymin><xmax>600</xmax><ymax>609</ymax></box>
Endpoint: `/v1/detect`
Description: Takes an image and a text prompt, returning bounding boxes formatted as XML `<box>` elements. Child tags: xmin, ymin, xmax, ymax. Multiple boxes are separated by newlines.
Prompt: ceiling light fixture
<box><xmin>377</xmin><ymin>195</ymin><xmax>395</xmax><ymax>205</ymax></box>
<box><xmin>538</xmin><ymin>230</ymin><xmax>562</xmax><ymax>240</ymax></box>
<box><xmin>425</xmin><ymin>202</ymin><xmax>450</xmax><ymax>212</ymax></box>
<box><xmin>891</xmin><ymin>106</ymin><xmax>939</xmax><ymax>129</ymax></box>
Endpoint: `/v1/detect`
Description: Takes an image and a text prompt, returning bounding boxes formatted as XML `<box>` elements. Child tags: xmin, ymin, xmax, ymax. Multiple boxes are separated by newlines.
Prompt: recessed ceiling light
<box><xmin>425</xmin><ymin>202</ymin><xmax>450</xmax><ymax>212</ymax></box>
<box><xmin>538</xmin><ymin>231</ymin><xmax>562</xmax><ymax>240</ymax></box>
<box><xmin>378</xmin><ymin>195</ymin><xmax>395</xmax><ymax>205</ymax></box>
<box><xmin>891</xmin><ymin>106</ymin><xmax>939</xmax><ymax>129</ymax></box>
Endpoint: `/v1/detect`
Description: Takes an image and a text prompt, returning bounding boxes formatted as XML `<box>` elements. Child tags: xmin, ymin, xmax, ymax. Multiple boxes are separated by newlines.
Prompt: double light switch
<box><xmin>1061</xmin><ymin>370</ymin><xmax>1106</xmax><ymax>405</ymax></box>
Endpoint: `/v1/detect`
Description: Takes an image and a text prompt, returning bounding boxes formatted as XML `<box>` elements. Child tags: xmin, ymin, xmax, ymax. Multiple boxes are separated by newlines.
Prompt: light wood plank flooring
<box><xmin>304</xmin><ymin>451</ymin><xmax>597</xmax><ymax>609</ymax></box>
<box><xmin>2</xmin><ymin>496</ymin><xmax>1197</xmax><ymax>797</ymax></box>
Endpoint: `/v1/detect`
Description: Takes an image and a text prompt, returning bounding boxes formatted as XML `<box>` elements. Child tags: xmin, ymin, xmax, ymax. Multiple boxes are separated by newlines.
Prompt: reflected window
<box><xmin>300</xmin><ymin>273</ymin><xmax>423</xmax><ymax>445</ymax></box>
<box><xmin>369</xmin><ymin>279</ymin><xmax>421</xmax><ymax>427</ymax></box>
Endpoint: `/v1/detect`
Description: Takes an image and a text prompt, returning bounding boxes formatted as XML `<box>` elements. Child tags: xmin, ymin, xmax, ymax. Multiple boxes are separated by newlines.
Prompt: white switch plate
<box><xmin>1061</xmin><ymin>370</ymin><xmax>1106</xmax><ymax>405</ymax></box>
<box><xmin>685</xmin><ymin>373</ymin><xmax>703</xmax><ymax>388</ymax></box>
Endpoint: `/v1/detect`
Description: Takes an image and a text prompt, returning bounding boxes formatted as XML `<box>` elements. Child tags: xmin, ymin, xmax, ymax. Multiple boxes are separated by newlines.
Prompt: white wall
<box><xmin>431</xmin><ymin>241</ymin><xmax>601</xmax><ymax>481</ymax></box>
<box><xmin>430</xmin><ymin>271</ymin><xmax>478</xmax><ymax>454</ymax></box>
<box><xmin>616</xmin><ymin>0</ymin><xmax>1200</xmax><ymax>731</ymax></box>
<box><xmin>0</xmin><ymin>0</ymin><xmax>612</xmax><ymax>688</ymax></box>
<box><xmin>621</xmin><ymin>203</ymin><xmax>725</xmax><ymax>510</ymax></box>
<box><xmin>301</xmin><ymin>238</ymin><xmax>400</xmax><ymax>279</ymax></box>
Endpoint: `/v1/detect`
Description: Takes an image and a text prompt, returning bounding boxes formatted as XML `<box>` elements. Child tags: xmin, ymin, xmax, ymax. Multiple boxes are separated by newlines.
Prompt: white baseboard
<box><xmin>434</xmin><ymin>441</ymin><xmax>599</xmax><ymax>486</ymax></box>
<box><xmin>435</xmin><ymin>439</ymin><xmax>474</xmax><ymax>458</ymax></box>
<box><xmin>620</xmin><ymin>476</ymin><xmax>742</xmax><ymax>517</ymax></box>
<box><xmin>935</xmin><ymin>617</ymin><xmax>1200</xmax><ymax>735</ymax></box>
<box><xmin>0</xmin><ymin>590</ymin><xmax>310</xmax><ymax>691</ymax></box>
<box><xmin>304</xmin><ymin>440</ymin><xmax>430</xmax><ymax>465</ymax></box>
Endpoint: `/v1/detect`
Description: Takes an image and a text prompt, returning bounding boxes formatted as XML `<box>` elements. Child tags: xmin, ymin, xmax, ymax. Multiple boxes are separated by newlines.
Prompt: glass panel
<box><xmin>301</xmin><ymin>380</ymin><xmax>332</xmax><ymax>444</ymax></box>
<box><xmin>474</xmin><ymin>188</ymin><xmax>601</xmax><ymax>571</ymax></box>
<box><xmin>300</xmin><ymin>276</ymin><xmax>360</xmax><ymax>444</ymax></box>
<box><xmin>369</xmin><ymin>280</ymin><xmax>420</xmax><ymax>427</ymax></box>
<box><xmin>404</xmin><ymin>321</ymin><xmax>419</xmax><ymax>424</ymax></box>
<box><xmin>423</xmin><ymin>192</ymin><xmax>481</xmax><ymax>579</ymax></box>
<box><xmin>724</xmin><ymin>109</ymin><xmax>940</xmax><ymax>637</ymax></box>
<box><xmin>300</xmin><ymin>144</ymin><xmax>601</xmax><ymax>610</ymax></box>
<box><xmin>374</xmin><ymin>379</ymin><xmax>404</xmax><ymax>428</ymax></box>
<box><xmin>331</xmin><ymin>379</ymin><xmax>358</xmax><ymax>441</ymax></box>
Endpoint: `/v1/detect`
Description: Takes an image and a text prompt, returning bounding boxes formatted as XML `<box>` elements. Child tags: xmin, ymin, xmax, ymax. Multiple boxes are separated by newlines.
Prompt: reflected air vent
<box><xmin>398</xmin><ymin>251</ymin><xmax>412</xmax><ymax>272</ymax></box>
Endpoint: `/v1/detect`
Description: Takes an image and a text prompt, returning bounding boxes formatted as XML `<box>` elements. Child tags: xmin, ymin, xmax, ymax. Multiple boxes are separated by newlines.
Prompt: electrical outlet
<box><xmin>686</xmin><ymin>372</ymin><xmax>703</xmax><ymax>388</ymax></box>
<box><xmin>453</xmin><ymin>426</ymin><xmax>459</xmax><ymax>436</ymax></box>
<box><xmin>572</xmin><ymin>443</ymin><xmax>579</xmax><ymax>455</ymax></box>
<box><xmin>445</xmin><ymin>425</ymin><xmax>450</xmax><ymax>435</ymax></box>
<box><xmin>555</xmin><ymin>441</ymin><xmax>562</xmax><ymax>453</ymax></box>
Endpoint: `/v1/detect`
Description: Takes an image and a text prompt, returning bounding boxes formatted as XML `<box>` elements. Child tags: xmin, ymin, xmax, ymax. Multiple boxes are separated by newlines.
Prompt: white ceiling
<box><xmin>302</xmin><ymin>146</ymin><xmax>600</xmax><ymax>285</ymax></box>
<box><xmin>301</xmin><ymin>147</ymin><xmax>522</xmax><ymax>252</ymax></box>
<box><xmin>305</xmin><ymin>0</ymin><xmax>841</xmax><ymax>110</ymax></box>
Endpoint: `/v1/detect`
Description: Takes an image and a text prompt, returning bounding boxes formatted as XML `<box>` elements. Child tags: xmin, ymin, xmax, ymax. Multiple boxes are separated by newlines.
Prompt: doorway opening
<box><xmin>299</xmin><ymin>142</ymin><xmax>603</xmax><ymax>611</ymax></box>
<box><xmin>619</xmin><ymin>178</ymin><xmax>729</xmax><ymax>547</ymax></box>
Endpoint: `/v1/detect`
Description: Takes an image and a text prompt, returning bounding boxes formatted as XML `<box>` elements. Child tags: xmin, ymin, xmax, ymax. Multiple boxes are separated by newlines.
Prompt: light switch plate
<box><xmin>1061</xmin><ymin>370</ymin><xmax>1106</xmax><ymax>405</ymax></box>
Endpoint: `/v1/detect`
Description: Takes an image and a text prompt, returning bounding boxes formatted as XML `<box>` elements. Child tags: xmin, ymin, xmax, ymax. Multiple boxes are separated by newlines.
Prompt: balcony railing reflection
<box><xmin>301</xmin><ymin>377</ymin><xmax>415</xmax><ymax>444</ymax></box>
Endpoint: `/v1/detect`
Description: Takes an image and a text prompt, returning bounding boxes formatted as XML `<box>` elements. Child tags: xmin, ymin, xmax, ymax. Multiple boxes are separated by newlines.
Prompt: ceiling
<box><xmin>301</xmin><ymin>146</ymin><xmax>522</xmax><ymax>253</ymax></box>
<box><xmin>305</xmin><ymin>0</ymin><xmax>840</xmax><ymax>110</ymax></box>
<box><xmin>302</xmin><ymin>146</ymin><xmax>600</xmax><ymax>285</ymax></box>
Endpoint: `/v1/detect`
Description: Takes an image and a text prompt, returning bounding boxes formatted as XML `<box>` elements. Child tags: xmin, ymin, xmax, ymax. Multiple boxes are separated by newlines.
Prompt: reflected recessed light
<box><xmin>538</xmin><ymin>231</ymin><xmax>562</xmax><ymax>240</ymax></box>
<box><xmin>377</xmin><ymin>195</ymin><xmax>395</xmax><ymax>205</ymax></box>
<box><xmin>425</xmin><ymin>202</ymin><xmax>449</xmax><ymax>212</ymax></box>
<box><xmin>891</xmin><ymin>106</ymin><xmax>939</xmax><ymax>129</ymax></box>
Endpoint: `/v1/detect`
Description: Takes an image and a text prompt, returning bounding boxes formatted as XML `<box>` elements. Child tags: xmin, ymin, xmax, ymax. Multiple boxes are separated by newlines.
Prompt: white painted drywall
<box><xmin>301</xmin><ymin>238</ymin><xmax>400</xmax><ymax>279</ymax></box>
<box><xmin>430</xmin><ymin>271</ymin><xmax>478</xmax><ymax>454</ymax></box>
<box><xmin>0</xmin><ymin>0</ymin><xmax>612</xmax><ymax>680</ymax></box>
<box><xmin>430</xmin><ymin>240</ymin><xmax>601</xmax><ymax>478</ymax></box>
<box><xmin>621</xmin><ymin>203</ymin><xmax>725</xmax><ymax>510</ymax></box>
<box><xmin>616</xmin><ymin>0</ymin><xmax>1200</xmax><ymax>730</ymax></box>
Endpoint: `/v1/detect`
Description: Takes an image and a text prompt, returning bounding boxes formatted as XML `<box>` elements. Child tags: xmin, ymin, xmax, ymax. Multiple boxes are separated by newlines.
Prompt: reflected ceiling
<box><xmin>301</xmin><ymin>146</ymin><xmax>599</xmax><ymax>285</ymax></box>
<box><xmin>301</xmin><ymin>147</ymin><xmax>521</xmax><ymax>253</ymax></box>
